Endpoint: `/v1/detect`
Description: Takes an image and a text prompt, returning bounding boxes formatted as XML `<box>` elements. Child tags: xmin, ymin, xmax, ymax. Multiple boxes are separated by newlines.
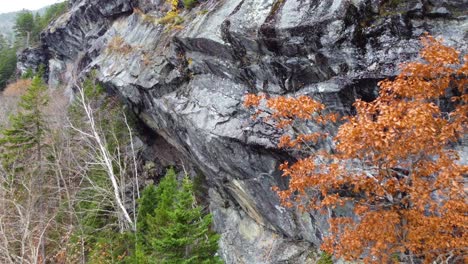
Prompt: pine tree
<box><xmin>0</xmin><ymin>46</ymin><xmax>17</xmax><ymax>89</ymax></box>
<box><xmin>138</xmin><ymin>168</ymin><xmax>222</xmax><ymax>264</ymax></box>
<box><xmin>136</xmin><ymin>183</ymin><xmax>162</xmax><ymax>250</ymax></box>
<box><xmin>0</xmin><ymin>74</ymin><xmax>50</xmax><ymax>264</ymax></box>
<box><xmin>33</xmin><ymin>13</ymin><xmax>42</xmax><ymax>44</ymax></box>
<box><xmin>14</xmin><ymin>10</ymin><xmax>36</xmax><ymax>47</ymax></box>
<box><xmin>0</xmin><ymin>75</ymin><xmax>49</xmax><ymax>173</ymax></box>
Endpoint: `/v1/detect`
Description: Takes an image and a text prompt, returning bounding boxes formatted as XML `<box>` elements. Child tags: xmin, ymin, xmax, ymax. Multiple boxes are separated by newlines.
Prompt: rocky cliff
<box><xmin>18</xmin><ymin>0</ymin><xmax>467</xmax><ymax>263</ymax></box>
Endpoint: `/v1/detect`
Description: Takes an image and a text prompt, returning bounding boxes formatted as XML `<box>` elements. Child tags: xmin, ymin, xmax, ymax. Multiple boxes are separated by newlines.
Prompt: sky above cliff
<box><xmin>0</xmin><ymin>0</ymin><xmax>63</xmax><ymax>13</ymax></box>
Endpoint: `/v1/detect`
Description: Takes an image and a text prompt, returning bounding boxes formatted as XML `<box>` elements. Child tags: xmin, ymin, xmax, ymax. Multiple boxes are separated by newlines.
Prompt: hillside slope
<box><xmin>17</xmin><ymin>0</ymin><xmax>468</xmax><ymax>263</ymax></box>
<box><xmin>0</xmin><ymin>12</ymin><xmax>18</xmax><ymax>42</ymax></box>
<box><xmin>0</xmin><ymin>5</ymin><xmax>56</xmax><ymax>42</ymax></box>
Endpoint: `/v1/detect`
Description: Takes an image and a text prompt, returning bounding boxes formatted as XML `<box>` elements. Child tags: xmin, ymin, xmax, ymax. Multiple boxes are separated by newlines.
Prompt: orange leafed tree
<box><xmin>244</xmin><ymin>35</ymin><xmax>467</xmax><ymax>263</ymax></box>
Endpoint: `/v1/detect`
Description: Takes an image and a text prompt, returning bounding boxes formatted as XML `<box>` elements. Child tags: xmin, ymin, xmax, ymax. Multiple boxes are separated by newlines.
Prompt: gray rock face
<box><xmin>18</xmin><ymin>0</ymin><xmax>467</xmax><ymax>263</ymax></box>
<box><xmin>42</xmin><ymin>0</ymin><xmax>134</xmax><ymax>60</ymax></box>
<box><xmin>16</xmin><ymin>46</ymin><xmax>49</xmax><ymax>78</ymax></box>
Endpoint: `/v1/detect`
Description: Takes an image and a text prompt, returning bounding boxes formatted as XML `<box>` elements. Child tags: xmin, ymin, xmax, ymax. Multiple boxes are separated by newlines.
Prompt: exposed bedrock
<box><xmin>19</xmin><ymin>0</ymin><xmax>467</xmax><ymax>262</ymax></box>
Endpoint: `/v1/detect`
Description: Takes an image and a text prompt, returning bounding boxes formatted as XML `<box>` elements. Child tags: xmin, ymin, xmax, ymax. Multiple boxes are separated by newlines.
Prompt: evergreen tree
<box><xmin>136</xmin><ymin>183</ymin><xmax>160</xmax><ymax>248</ymax></box>
<box><xmin>0</xmin><ymin>75</ymin><xmax>48</xmax><ymax>172</ymax></box>
<box><xmin>33</xmin><ymin>13</ymin><xmax>43</xmax><ymax>42</ymax></box>
<box><xmin>39</xmin><ymin>1</ymin><xmax>69</xmax><ymax>30</ymax></box>
<box><xmin>0</xmin><ymin>46</ymin><xmax>17</xmax><ymax>89</ymax></box>
<box><xmin>132</xmin><ymin>168</ymin><xmax>178</xmax><ymax>263</ymax></box>
<box><xmin>14</xmin><ymin>10</ymin><xmax>36</xmax><ymax>47</ymax></box>
<box><xmin>12</xmin><ymin>2</ymin><xmax>69</xmax><ymax>49</ymax></box>
<box><xmin>140</xmin><ymin>168</ymin><xmax>222</xmax><ymax>264</ymax></box>
<box><xmin>0</xmin><ymin>74</ymin><xmax>49</xmax><ymax>263</ymax></box>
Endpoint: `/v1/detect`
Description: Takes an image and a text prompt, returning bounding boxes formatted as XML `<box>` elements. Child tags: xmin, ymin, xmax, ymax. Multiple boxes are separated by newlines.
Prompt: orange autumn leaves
<box><xmin>244</xmin><ymin>35</ymin><xmax>467</xmax><ymax>263</ymax></box>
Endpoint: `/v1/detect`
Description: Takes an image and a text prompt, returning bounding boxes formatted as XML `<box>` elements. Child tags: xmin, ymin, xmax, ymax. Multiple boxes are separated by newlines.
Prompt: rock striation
<box><xmin>18</xmin><ymin>0</ymin><xmax>467</xmax><ymax>263</ymax></box>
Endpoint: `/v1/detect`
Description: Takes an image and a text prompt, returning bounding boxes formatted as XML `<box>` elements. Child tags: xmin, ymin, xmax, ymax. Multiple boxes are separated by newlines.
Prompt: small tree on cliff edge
<box><xmin>245</xmin><ymin>35</ymin><xmax>467</xmax><ymax>263</ymax></box>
